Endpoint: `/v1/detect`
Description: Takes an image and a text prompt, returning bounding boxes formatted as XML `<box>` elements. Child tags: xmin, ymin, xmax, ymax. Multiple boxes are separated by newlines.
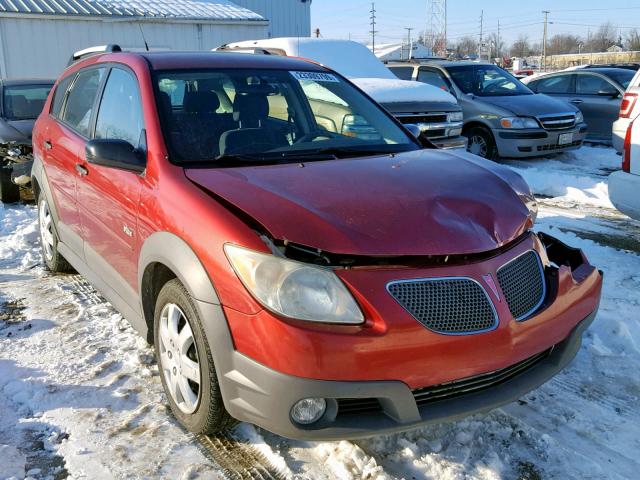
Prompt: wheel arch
<box><xmin>138</xmin><ymin>232</ymin><xmax>221</xmax><ymax>344</ymax></box>
<box><xmin>462</xmin><ymin>120</ymin><xmax>495</xmax><ymax>137</ymax></box>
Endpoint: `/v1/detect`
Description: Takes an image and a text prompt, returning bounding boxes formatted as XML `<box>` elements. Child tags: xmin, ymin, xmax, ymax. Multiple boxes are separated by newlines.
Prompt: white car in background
<box><xmin>216</xmin><ymin>38</ymin><xmax>466</xmax><ymax>149</ymax></box>
<box><xmin>609</xmin><ymin>117</ymin><xmax>640</xmax><ymax>220</ymax></box>
<box><xmin>613</xmin><ymin>69</ymin><xmax>640</xmax><ymax>153</ymax></box>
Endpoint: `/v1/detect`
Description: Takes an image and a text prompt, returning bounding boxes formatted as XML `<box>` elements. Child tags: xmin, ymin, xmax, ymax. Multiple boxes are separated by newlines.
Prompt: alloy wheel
<box><xmin>38</xmin><ymin>198</ymin><xmax>54</xmax><ymax>262</ymax></box>
<box><xmin>468</xmin><ymin>134</ymin><xmax>489</xmax><ymax>157</ymax></box>
<box><xmin>158</xmin><ymin>303</ymin><xmax>202</xmax><ymax>414</ymax></box>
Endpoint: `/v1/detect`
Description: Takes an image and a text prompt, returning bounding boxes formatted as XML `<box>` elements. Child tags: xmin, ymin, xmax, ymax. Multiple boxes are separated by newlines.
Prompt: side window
<box><xmin>62</xmin><ymin>68</ymin><xmax>105</xmax><ymax>136</ymax></box>
<box><xmin>576</xmin><ymin>75</ymin><xmax>617</xmax><ymax>95</ymax></box>
<box><xmin>417</xmin><ymin>68</ymin><xmax>451</xmax><ymax>92</ymax></box>
<box><xmin>535</xmin><ymin>75</ymin><xmax>573</xmax><ymax>94</ymax></box>
<box><xmin>389</xmin><ymin>67</ymin><xmax>414</xmax><ymax>81</ymax></box>
<box><xmin>50</xmin><ymin>75</ymin><xmax>73</xmax><ymax>118</ymax></box>
<box><xmin>95</xmin><ymin>68</ymin><xmax>144</xmax><ymax>147</ymax></box>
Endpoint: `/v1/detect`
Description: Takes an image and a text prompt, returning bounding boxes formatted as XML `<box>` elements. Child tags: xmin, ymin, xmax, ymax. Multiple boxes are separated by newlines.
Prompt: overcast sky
<box><xmin>311</xmin><ymin>1</ymin><xmax>640</xmax><ymax>47</ymax></box>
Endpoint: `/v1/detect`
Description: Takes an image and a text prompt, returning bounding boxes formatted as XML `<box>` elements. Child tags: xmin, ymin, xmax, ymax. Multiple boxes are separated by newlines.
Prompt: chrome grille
<box><xmin>538</xmin><ymin>113</ymin><xmax>576</xmax><ymax>130</ymax></box>
<box><xmin>387</xmin><ymin>278</ymin><xmax>497</xmax><ymax>334</ymax></box>
<box><xmin>497</xmin><ymin>251</ymin><xmax>546</xmax><ymax>320</ymax></box>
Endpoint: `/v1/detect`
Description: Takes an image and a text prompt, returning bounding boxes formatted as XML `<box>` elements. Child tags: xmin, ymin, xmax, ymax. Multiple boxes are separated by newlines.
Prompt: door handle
<box><xmin>570</xmin><ymin>99</ymin><xmax>583</xmax><ymax>104</ymax></box>
<box><xmin>44</xmin><ymin>140</ymin><xmax>52</xmax><ymax>150</ymax></box>
<box><xmin>75</xmin><ymin>164</ymin><xmax>88</xmax><ymax>176</ymax></box>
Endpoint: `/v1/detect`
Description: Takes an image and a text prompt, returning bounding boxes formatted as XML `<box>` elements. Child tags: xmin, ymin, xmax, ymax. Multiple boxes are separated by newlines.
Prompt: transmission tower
<box><xmin>426</xmin><ymin>0</ymin><xmax>447</xmax><ymax>56</ymax></box>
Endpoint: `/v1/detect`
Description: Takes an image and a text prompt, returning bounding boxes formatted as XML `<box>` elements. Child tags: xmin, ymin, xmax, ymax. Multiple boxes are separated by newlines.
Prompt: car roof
<box><xmin>0</xmin><ymin>78</ymin><xmax>55</xmax><ymax>86</ymax></box>
<box><xmin>85</xmin><ymin>50</ymin><xmax>329</xmax><ymax>73</ymax></box>
<box><xmin>572</xmin><ymin>67</ymin><xmax>635</xmax><ymax>75</ymax></box>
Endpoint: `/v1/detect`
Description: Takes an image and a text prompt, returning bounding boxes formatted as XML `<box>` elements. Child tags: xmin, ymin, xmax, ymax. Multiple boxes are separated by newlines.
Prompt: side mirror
<box><xmin>86</xmin><ymin>139</ymin><xmax>146</xmax><ymax>173</ymax></box>
<box><xmin>404</xmin><ymin>124</ymin><xmax>422</xmax><ymax>140</ymax></box>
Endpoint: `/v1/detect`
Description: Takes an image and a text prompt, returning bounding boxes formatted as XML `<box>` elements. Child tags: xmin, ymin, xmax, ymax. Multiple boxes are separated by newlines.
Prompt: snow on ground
<box><xmin>1</xmin><ymin>146</ymin><xmax>640</xmax><ymax>479</ymax></box>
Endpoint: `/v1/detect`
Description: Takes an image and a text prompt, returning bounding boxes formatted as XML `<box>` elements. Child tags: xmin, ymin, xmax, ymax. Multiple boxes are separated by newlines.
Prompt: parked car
<box><xmin>523</xmin><ymin>68</ymin><xmax>635</xmax><ymax>144</ymax></box>
<box><xmin>388</xmin><ymin>61</ymin><xmax>587</xmax><ymax>159</ymax></box>
<box><xmin>33</xmin><ymin>46</ymin><xmax>602</xmax><ymax>441</ymax></box>
<box><xmin>216</xmin><ymin>38</ymin><xmax>466</xmax><ymax>149</ymax></box>
<box><xmin>609</xmin><ymin>119</ymin><xmax>640</xmax><ymax>220</ymax></box>
<box><xmin>567</xmin><ymin>63</ymin><xmax>640</xmax><ymax>72</ymax></box>
<box><xmin>0</xmin><ymin>79</ymin><xmax>54</xmax><ymax>202</ymax></box>
<box><xmin>612</xmin><ymin>69</ymin><xmax>640</xmax><ymax>153</ymax></box>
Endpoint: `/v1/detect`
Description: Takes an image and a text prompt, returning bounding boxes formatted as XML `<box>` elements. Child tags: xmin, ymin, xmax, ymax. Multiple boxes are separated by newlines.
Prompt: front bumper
<box><xmin>494</xmin><ymin>123</ymin><xmax>587</xmax><ymax>157</ymax></box>
<box><xmin>210</xmin><ymin>232</ymin><xmax>602</xmax><ymax>440</ymax></box>
<box><xmin>430</xmin><ymin>135</ymin><xmax>467</xmax><ymax>150</ymax></box>
<box><xmin>217</xmin><ymin>308</ymin><xmax>598</xmax><ymax>441</ymax></box>
<box><xmin>609</xmin><ymin>170</ymin><xmax>640</xmax><ymax>220</ymax></box>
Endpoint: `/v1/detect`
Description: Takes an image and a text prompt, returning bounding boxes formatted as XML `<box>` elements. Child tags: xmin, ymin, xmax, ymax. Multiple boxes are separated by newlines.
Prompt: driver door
<box><xmin>76</xmin><ymin>66</ymin><xmax>146</xmax><ymax>304</ymax></box>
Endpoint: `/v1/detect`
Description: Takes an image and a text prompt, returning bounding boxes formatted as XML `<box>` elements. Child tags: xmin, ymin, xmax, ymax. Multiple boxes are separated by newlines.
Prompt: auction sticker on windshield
<box><xmin>290</xmin><ymin>71</ymin><xmax>339</xmax><ymax>83</ymax></box>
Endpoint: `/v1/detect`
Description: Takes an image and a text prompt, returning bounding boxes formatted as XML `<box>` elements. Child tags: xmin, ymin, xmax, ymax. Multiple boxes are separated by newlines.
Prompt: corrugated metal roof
<box><xmin>0</xmin><ymin>0</ymin><xmax>266</xmax><ymax>21</ymax></box>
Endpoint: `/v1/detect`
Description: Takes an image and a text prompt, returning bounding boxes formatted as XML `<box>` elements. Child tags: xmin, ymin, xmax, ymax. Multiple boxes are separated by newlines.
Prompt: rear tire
<box><xmin>465</xmin><ymin>126</ymin><xmax>498</xmax><ymax>160</ymax></box>
<box><xmin>37</xmin><ymin>192</ymin><xmax>73</xmax><ymax>273</ymax></box>
<box><xmin>154</xmin><ymin>278</ymin><xmax>235</xmax><ymax>435</ymax></box>
<box><xmin>0</xmin><ymin>163</ymin><xmax>20</xmax><ymax>203</ymax></box>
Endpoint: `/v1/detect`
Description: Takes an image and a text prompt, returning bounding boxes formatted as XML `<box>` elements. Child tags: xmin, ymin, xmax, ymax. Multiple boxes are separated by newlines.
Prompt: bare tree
<box><xmin>626</xmin><ymin>29</ymin><xmax>640</xmax><ymax>51</ymax></box>
<box><xmin>547</xmin><ymin>34</ymin><xmax>582</xmax><ymax>55</ymax></box>
<box><xmin>487</xmin><ymin>32</ymin><xmax>505</xmax><ymax>59</ymax></box>
<box><xmin>510</xmin><ymin>34</ymin><xmax>531</xmax><ymax>57</ymax></box>
<box><xmin>454</xmin><ymin>35</ymin><xmax>478</xmax><ymax>57</ymax></box>
<box><xmin>587</xmin><ymin>22</ymin><xmax>617</xmax><ymax>52</ymax></box>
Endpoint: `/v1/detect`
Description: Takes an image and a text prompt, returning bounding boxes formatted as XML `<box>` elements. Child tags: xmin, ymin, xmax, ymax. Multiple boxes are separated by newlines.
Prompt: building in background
<box><xmin>369</xmin><ymin>43</ymin><xmax>436</xmax><ymax>62</ymax></box>
<box><xmin>0</xmin><ymin>0</ymin><xmax>312</xmax><ymax>78</ymax></box>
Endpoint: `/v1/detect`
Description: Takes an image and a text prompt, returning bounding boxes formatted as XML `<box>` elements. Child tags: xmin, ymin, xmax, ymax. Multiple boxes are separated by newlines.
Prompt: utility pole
<box><xmin>479</xmin><ymin>10</ymin><xmax>484</xmax><ymax>58</ymax></box>
<box><xmin>370</xmin><ymin>2</ymin><xmax>378</xmax><ymax>54</ymax></box>
<box><xmin>497</xmin><ymin>19</ymin><xmax>501</xmax><ymax>59</ymax></box>
<box><xmin>405</xmin><ymin>27</ymin><xmax>414</xmax><ymax>60</ymax></box>
<box><xmin>542</xmin><ymin>10</ymin><xmax>549</xmax><ymax>71</ymax></box>
<box><xmin>314</xmin><ymin>28</ymin><xmax>320</xmax><ymax>38</ymax></box>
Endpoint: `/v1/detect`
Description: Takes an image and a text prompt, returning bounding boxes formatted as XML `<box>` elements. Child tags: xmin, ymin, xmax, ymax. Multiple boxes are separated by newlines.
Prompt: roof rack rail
<box><xmin>216</xmin><ymin>44</ymin><xmax>273</xmax><ymax>55</ymax></box>
<box><xmin>67</xmin><ymin>44</ymin><xmax>122</xmax><ymax>66</ymax></box>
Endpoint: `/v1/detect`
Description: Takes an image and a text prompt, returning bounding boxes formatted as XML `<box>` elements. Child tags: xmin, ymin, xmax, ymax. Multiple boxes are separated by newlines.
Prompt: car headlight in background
<box><xmin>448</xmin><ymin>111</ymin><xmax>464</xmax><ymax>122</ymax></box>
<box><xmin>224</xmin><ymin>244</ymin><xmax>364</xmax><ymax>324</ymax></box>
<box><xmin>500</xmin><ymin>117</ymin><xmax>539</xmax><ymax>129</ymax></box>
<box><xmin>575</xmin><ymin>111</ymin><xmax>584</xmax><ymax>124</ymax></box>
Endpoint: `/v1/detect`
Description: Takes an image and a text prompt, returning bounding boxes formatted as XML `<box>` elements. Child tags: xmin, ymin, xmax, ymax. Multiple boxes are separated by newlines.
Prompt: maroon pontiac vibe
<box><xmin>31</xmin><ymin>46</ymin><xmax>602</xmax><ymax>440</ymax></box>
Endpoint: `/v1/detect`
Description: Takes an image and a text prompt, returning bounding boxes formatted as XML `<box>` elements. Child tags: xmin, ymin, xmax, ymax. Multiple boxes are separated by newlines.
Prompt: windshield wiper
<box><xmin>276</xmin><ymin>147</ymin><xmax>379</xmax><ymax>159</ymax></box>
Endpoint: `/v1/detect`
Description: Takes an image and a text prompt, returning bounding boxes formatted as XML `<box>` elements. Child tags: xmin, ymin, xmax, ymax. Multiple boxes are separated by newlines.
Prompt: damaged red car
<box><xmin>32</xmin><ymin>47</ymin><xmax>602</xmax><ymax>440</ymax></box>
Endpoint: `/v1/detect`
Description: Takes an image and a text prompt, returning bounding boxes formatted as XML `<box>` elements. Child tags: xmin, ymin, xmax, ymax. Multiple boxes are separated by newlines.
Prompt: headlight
<box><xmin>500</xmin><ymin>117</ymin><xmax>539</xmax><ymax>129</ymax></box>
<box><xmin>575</xmin><ymin>111</ymin><xmax>584</xmax><ymax>123</ymax></box>
<box><xmin>224</xmin><ymin>244</ymin><xmax>364</xmax><ymax>324</ymax></box>
<box><xmin>448</xmin><ymin>111</ymin><xmax>464</xmax><ymax>122</ymax></box>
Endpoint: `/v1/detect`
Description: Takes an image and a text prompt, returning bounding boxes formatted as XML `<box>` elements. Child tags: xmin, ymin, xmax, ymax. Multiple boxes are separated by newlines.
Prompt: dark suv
<box><xmin>32</xmin><ymin>46</ymin><xmax>602</xmax><ymax>440</ymax></box>
<box><xmin>0</xmin><ymin>79</ymin><xmax>54</xmax><ymax>202</ymax></box>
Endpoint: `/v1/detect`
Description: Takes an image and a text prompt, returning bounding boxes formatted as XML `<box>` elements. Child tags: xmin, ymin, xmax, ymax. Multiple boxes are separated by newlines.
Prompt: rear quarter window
<box><xmin>534</xmin><ymin>75</ymin><xmax>573</xmax><ymax>94</ymax></box>
<box><xmin>50</xmin><ymin>75</ymin><xmax>74</xmax><ymax>118</ymax></box>
<box><xmin>389</xmin><ymin>67</ymin><xmax>414</xmax><ymax>81</ymax></box>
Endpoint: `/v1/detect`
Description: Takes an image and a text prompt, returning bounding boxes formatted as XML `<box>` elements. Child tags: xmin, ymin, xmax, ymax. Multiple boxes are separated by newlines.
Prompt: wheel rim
<box><xmin>159</xmin><ymin>303</ymin><xmax>201</xmax><ymax>414</ymax></box>
<box><xmin>38</xmin><ymin>198</ymin><xmax>54</xmax><ymax>262</ymax></box>
<box><xmin>468</xmin><ymin>134</ymin><xmax>489</xmax><ymax>157</ymax></box>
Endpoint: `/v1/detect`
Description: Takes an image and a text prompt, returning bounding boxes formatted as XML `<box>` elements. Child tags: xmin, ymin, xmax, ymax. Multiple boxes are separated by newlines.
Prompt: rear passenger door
<box><xmin>573</xmin><ymin>73</ymin><xmax>621</xmax><ymax>140</ymax></box>
<box><xmin>76</xmin><ymin>66</ymin><xmax>145</xmax><ymax>303</ymax></box>
<box><xmin>44</xmin><ymin>67</ymin><xmax>106</xmax><ymax>257</ymax></box>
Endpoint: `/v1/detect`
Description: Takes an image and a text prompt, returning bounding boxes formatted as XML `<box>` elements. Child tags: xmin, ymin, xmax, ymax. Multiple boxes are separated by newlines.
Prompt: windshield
<box><xmin>154</xmin><ymin>69</ymin><xmax>419</xmax><ymax>165</ymax></box>
<box><xmin>2</xmin><ymin>84</ymin><xmax>52</xmax><ymax>120</ymax></box>
<box><xmin>447</xmin><ymin>65</ymin><xmax>532</xmax><ymax>97</ymax></box>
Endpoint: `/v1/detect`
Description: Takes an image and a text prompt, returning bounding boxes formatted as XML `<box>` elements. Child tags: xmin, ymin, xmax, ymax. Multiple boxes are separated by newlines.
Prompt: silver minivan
<box><xmin>389</xmin><ymin>61</ymin><xmax>587</xmax><ymax>159</ymax></box>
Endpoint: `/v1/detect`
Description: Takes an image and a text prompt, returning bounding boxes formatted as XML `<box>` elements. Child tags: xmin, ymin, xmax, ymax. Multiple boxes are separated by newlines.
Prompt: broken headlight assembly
<box><xmin>224</xmin><ymin>244</ymin><xmax>364</xmax><ymax>325</ymax></box>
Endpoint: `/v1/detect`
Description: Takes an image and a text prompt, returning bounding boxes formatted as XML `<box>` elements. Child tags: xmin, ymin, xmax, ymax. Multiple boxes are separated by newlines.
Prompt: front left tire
<box><xmin>154</xmin><ymin>278</ymin><xmax>235</xmax><ymax>434</ymax></box>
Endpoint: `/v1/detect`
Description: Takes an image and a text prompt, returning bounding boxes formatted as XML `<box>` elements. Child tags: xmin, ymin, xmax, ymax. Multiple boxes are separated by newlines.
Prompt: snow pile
<box><xmin>352</xmin><ymin>77</ymin><xmax>456</xmax><ymax>104</ymax></box>
<box><xmin>506</xmin><ymin>145</ymin><xmax>621</xmax><ymax>208</ymax></box>
<box><xmin>0</xmin><ymin>444</ymin><xmax>26</xmax><ymax>480</ymax></box>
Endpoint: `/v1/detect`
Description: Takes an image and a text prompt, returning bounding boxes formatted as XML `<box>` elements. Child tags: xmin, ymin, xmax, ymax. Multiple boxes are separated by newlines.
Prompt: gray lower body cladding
<box><xmin>202</xmin><ymin>302</ymin><xmax>598</xmax><ymax>441</ymax></box>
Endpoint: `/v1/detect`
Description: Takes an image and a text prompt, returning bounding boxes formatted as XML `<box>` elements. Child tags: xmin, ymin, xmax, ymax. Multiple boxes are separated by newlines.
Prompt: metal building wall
<box><xmin>233</xmin><ymin>0</ymin><xmax>311</xmax><ymax>38</ymax></box>
<box><xmin>0</xmin><ymin>16</ymin><xmax>268</xmax><ymax>78</ymax></box>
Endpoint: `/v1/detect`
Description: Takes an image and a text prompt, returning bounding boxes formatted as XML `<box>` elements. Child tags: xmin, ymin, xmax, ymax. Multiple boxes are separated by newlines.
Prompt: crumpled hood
<box><xmin>0</xmin><ymin>118</ymin><xmax>34</xmax><ymax>144</ymax></box>
<box><xmin>476</xmin><ymin>93</ymin><xmax>578</xmax><ymax>117</ymax></box>
<box><xmin>185</xmin><ymin>149</ymin><xmax>535</xmax><ymax>257</ymax></box>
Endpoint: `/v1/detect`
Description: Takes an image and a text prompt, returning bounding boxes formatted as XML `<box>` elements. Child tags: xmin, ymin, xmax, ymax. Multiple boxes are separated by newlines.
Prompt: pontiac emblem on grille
<box><xmin>482</xmin><ymin>274</ymin><xmax>501</xmax><ymax>302</ymax></box>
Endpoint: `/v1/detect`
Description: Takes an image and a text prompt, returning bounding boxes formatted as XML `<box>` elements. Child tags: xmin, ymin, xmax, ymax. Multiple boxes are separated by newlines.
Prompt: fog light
<box><xmin>291</xmin><ymin>398</ymin><xmax>326</xmax><ymax>425</ymax></box>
